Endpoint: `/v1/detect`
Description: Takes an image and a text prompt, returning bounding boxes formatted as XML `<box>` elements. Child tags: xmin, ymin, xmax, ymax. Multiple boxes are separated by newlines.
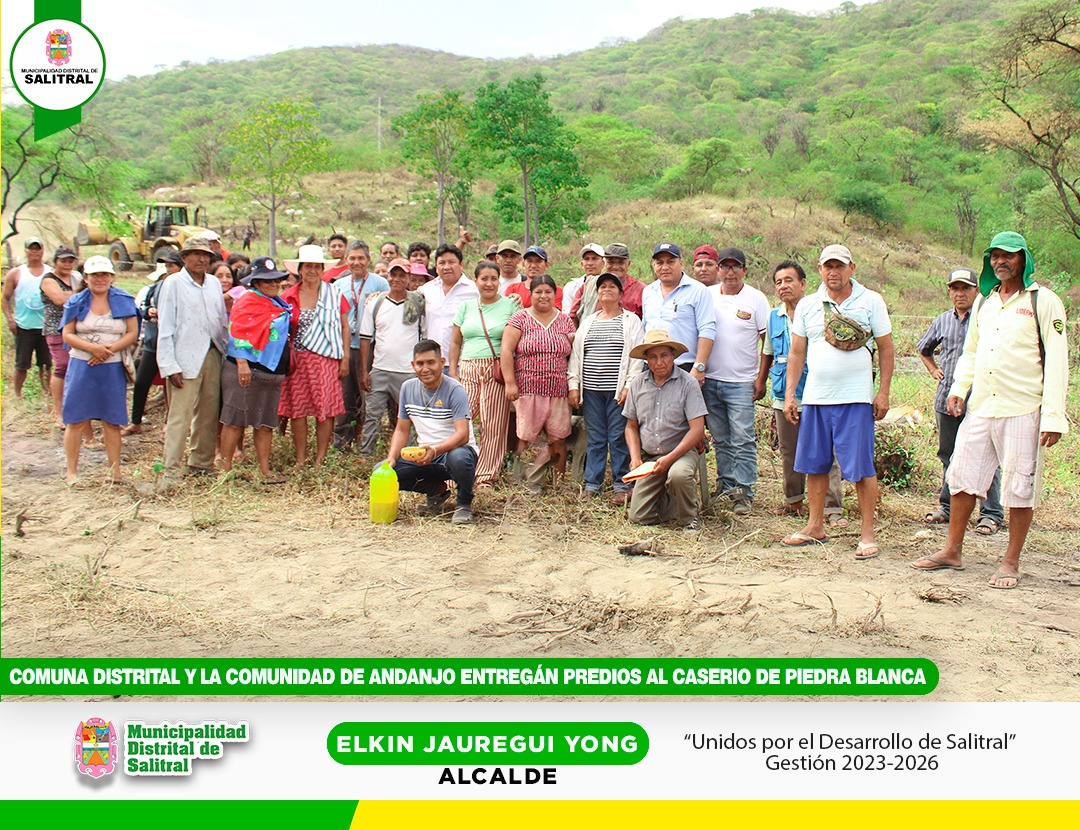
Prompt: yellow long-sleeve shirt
<box><xmin>949</xmin><ymin>281</ymin><xmax>1069</xmax><ymax>434</ymax></box>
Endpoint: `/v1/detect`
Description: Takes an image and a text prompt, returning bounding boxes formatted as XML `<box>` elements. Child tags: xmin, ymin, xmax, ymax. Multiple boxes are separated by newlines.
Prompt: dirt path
<box><xmin>3</xmin><ymin>427</ymin><xmax>1078</xmax><ymax>701</ymax></box>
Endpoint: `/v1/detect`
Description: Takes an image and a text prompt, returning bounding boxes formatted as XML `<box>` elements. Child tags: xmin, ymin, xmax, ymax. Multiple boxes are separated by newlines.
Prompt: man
<box><xmin>324</xmin><ymin>233</ymin><xmax>350</xmax><ymax>281</ymax></box>
<box><xmin>386</xmin><ymin>339</ymin><xmax>479</xmax><ymax>525</ymax></box>
<box><xmin>155</xmin><ymin>237</ymin><xmax>229</xmax><ymax>490</ymax></box>
<box><xmin>572</xmin><ymin>242</ymin><xmax>645</xmax><ymax>321</ymax></box>
<box><xmin>562</xmin><ymin>243</ymin><xmax>605</xmax><ymax>314</ymax></box>
<box><xmin>703</xmin><ymin>246</ymin><xmax>771</xmax><ymax>514</ymax></box>
<box><xmin>623</xmin><ymin>329</ymin><xmax>709</xmax><ymax>533</ymax></box>
<box><xmin>504</xmin><ymin>246</ymin><xmax>562</xmax><ymax>308</ymax></box>
<box><xmin>495</xmin><ymin>240</ymin><xmax>524</xmax><ymax>292</ymax></box>
<box><xmin>201</xmin><ymin>230</ymin><xmax>232</xmax><ymax>261</ymax></box>
<box><xmin>913</xmin><ymin>233</ymin><xmax>1069</xmax><ymax>588</ymax></box>
<box><xmin>917</xmin><ymin>267</ymin><xmax>1003</xmax><ymax>534</ymax></box>
<box><xmin>2</xmin><ymin>236</ymin><xmax>52</xmax><ymax>397</ymax></box>
<box><xmin>421</xmin><ymin>244</ymin><xmax>479</xmax><ymax>357</ymax></box>
<box><xmin>640</xmin><ymin>242</ymin><xmax>715</xmax><ymax>387</ymax></box>
<box><xmin>358</xmin><ymin>259</ymin><xmax>426</xmax><ymax>455</ymax></box>
<box><xmin>783</xmin><ymin>244</ymin><xmax>894</xmax><ymax>560</ymax></box>
<box><xmin>407</xmin><ymin>241</ymin><xmax>435</xmax><ymax>278</ymax></box>
<box><xmin>333</xmin><ymin>240</ymin><xmax>390</xmax><ymax>449</ymax></box>
<box><xmin>691</xmin><ymin>245</ymin><xmax>721</xmax><ymax>288</ymax></box>
<box><xmin>380</xmin><ymin>241</ymin><xmax>400</xmax><ymax>262</ymax></box>
<box><xmin>485</xmin><ymin>243</ymin><xmax>500</xmax><ymax>259</ymax></box>
<box><xmin>760</xmin><ymin>261</ymin><xmax>845</xmax><ymax>523</ymax></box>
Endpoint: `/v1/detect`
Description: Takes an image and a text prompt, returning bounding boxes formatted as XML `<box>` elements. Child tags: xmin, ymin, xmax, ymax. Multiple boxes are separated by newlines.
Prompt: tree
<box><xmin>225</xmin><ymin>99</ymin><xmax>330</xmax><ymax>256</ymax></box>
<box><xmin>573</xmin><ymin>115</ymin><xmax>662</xmax><ymax>185</ymax></box>
<box><xmin>1</xmin><ymin>108</ymin><xmax>133</xmax><ymax>244</ymax></box>
<box><xmin>470</xmin><ymin>73</ymin><xmax>590</xmax><ymax>246</ymax></box>
<box><xmin>167</xmin><ymin>105</ymin><xmax>235</xmax><ymax>183</ymax></box>
<box><xmin>656</xmin><ymin>138</ymin><xmax>737</xmax><ymax>199</ymax></box>
<box><xmin>392</xmin><ymin>89</ymin><xmax>473</xmax><ymax>246</ymax></box>
<box><xmin>973</xmin><ymin>0</ymin><xmax>1080</xmax><ymax>238</ymax></box>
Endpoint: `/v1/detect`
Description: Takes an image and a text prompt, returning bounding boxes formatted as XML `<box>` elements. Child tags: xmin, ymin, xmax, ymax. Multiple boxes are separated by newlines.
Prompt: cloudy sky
<box><xmin>3</xmin><ymin>0</ymin><xmax>854</xmax><ymax>81</ymax></box>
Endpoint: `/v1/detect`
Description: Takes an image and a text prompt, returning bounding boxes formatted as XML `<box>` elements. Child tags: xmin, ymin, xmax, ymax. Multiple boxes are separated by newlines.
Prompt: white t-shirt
<box><xmin>562</xmin><ymin>276</ymin><xmax>585</xmax><ymax>314</ymax></box>
<box><xmin>420</xmin><ymin>275</ymin><xmax>478</xmax><ymax>355</ymax></box>
<box><xmin>792</xmin><ymin>279</ymin><xmax>891</xmax><ymax>405</ymax></box>
<box><xmin>359</xmin><ymin>295</ymin><xmax>425</xmax><ymax>374</ymax></box>
<box><xmin>704</xmin><ymin>283</ymin><xmax>770</xmax><ymax>382</ymax></box>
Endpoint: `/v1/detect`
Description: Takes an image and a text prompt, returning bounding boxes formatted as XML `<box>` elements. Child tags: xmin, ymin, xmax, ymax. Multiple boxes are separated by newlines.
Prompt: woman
<box><xmin>220</xmin><ymin>256</ymin><xmax>292</xmax><ymax>483</ymax></box>
<box><xmin>500</xmin><ymin>275</ymin><xmax>576</xmax><ymax>491</ymax></box>
<box><xmin>123</xmin><ymin>250</ymin><xmax>181</xmax><ymax>436</ymax></box>
<box><xmin>40</xmin><ymin>245</ymin><xmax>82</xmax><ymax>427</ymax></box>
<box><xmin>450</xmin><ymin>260</ymin><xmax>516</xmax><ymax>486</ymax></box>
<box><xmin>568</xmin><ymin>273</ymin><xmax>644</xmax><ymax>505</ymax></box>
<box><xmin>277</xmin><ymin>245</ymin><xmax>350</xmax><ymax>467</ymax></box>
<box><xmin>214</xmin><ymin>261</ymin><xmax>244</xmax><ymax>315</ymax></box>
<box><xmin>59</xmin><ymin>256</ymin><xmax>139</xmax><ymax>485</ymax></box>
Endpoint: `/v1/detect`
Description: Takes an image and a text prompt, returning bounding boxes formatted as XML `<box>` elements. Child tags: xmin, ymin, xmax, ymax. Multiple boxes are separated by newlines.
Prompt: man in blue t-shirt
<box><xmin>386</xmin><ymin>340</ymin><xmax>479</xmax><ymax>525</ymax></box>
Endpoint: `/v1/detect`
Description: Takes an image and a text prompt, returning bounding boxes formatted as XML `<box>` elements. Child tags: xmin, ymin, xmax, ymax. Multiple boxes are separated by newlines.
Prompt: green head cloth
<box><xmin>979</xmin><ymin>231</ymin><xmax>1035</xmax><ymax>296</ymax></box>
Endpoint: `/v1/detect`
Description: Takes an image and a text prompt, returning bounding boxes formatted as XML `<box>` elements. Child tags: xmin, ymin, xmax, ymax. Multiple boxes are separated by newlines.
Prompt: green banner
<box><xmin>328</xmin><ymin>722</ymin><xmax>648</xmax><ymax>765</ymax></box>
<box><xmin>1</xmin><ymin>658</ymin><xmax>937</xmax><ymax>696</ymax></box>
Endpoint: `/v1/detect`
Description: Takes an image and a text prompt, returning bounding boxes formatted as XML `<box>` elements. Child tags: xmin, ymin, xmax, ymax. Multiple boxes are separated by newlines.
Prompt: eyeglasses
<box><xmin>719</xmin><ymin>263</ymin><xmax>744</xmax><ymax>272</ymax></box>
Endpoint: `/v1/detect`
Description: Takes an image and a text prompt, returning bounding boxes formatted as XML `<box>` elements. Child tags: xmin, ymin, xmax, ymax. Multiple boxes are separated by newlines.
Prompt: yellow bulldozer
<box><xmin>74</xmin><ymin>202</ymin><xmax>211</xmax><ymax>271</ymax></box>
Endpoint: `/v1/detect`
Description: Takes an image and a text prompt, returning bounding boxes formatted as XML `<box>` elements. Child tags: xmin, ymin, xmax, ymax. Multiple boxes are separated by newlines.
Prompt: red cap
<box><xmin>388</xmin><ymin>258</ymin><xmax>411</xmax><ymax>273</ymax></box>
<box><xmin>694</xmin><ymin>245</ymin><xmax>719</xmax><ymax>262</ymax></box>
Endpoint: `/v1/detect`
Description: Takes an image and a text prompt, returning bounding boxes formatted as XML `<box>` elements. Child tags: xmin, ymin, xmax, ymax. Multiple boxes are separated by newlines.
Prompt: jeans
<box><xmin>581</xmin><ymin>389</ymin><xmax>631</xmax><ymax>492</ymax></box>
<box><xmin>936</xmin><ymin>410</ymin><xmax>1003</xmax><ymax>522</ymax></box>
<box><xmin>395</xmin><ymin>445</ymin><xmax>477</xmax><ymax>506</ymax></box>
<box><xmin>703</xmin><ymin>378</ymin><xmax>757</xmax><ymax>500</ymax></box>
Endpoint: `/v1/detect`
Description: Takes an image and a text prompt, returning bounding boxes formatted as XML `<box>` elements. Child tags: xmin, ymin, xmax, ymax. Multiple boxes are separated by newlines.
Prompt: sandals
<box><xmin>924</xmin><ymin>508</ymin><xmax>949</xmax><ymax>524</ymax></box>
<box><xmin>855</xmin><ymin>541</ymin><xmax>880</xmax><ymax>560</ymax></box>
<box><xmin>974</xmin><ymin>516</ymin><xmax>1001</xmax><ymax>536</ymax></box>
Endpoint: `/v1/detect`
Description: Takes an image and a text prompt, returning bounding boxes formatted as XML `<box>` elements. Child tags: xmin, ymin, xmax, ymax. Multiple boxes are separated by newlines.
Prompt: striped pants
<box><xmin>458</xmin><ymin>358</ymin><xmax>511</xmax><ymax>485</ymax></box>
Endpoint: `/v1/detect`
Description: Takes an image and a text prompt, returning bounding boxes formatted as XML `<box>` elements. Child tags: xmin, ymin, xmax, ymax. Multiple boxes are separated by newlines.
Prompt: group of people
<box><xmin>3</xmin><ymin>227</ymin><xmax>1069</xmax><ymax>585</ymax></box>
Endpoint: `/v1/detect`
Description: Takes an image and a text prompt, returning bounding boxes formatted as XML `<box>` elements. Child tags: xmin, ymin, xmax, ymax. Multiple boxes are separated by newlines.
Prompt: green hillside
<box><xmin>6</xmin><ymin>0</ymin><xmax>1079</xmax><ymax>279</ymax></box>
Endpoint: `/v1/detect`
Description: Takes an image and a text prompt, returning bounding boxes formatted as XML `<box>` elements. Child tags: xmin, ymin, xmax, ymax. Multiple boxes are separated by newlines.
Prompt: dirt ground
<box><xmin>3</xmin><ymin>404</ymin><xmax>1078</xmax><ymax>702</ymax></box>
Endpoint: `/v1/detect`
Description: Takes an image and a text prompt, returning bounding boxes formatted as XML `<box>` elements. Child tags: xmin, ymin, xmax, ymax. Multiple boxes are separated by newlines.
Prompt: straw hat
<box><xmin>285</xmin><ymin>244</ymin><xmax>336</xmax><ymax>271</ymax></box>
<box><xmin>629</xmin><ymin>328</ymin><xmax>689</xmax><ymax>360</ymax></box>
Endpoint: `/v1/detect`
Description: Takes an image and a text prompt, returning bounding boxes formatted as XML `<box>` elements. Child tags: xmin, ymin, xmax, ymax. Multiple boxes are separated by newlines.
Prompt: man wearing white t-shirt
<box><xmin>420</xmin><ymin>244</ymin><xmax>478</xmax><ymax>357</ymax></box>
<box><xmin>783</xmin><ymin>244</ymin><xmax>894</xmax><ymax>561</ymax></box>
<box><xmin>703</xmin><ymin>247</ymin><xmax>771</xmax><ymax>515</ymax></box>
<box><xmin>358</xmin><ymin>259</ymin><xmax>426</xmax><ymax>455</ymax></box>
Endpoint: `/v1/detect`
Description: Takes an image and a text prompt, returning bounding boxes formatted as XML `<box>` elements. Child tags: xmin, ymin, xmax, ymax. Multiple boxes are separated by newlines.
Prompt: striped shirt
<box><xmin>508</xmin><ymin>309</ymin><xmax>576</xmax><ymax>398</ymax></box>
<box><xmin>282</xmin><ymin>282</ymin><xmax>348</xmax><ymax>360</ymax></box>
<box><xmin>581</xmin><ymin>317</ymin><xmax>624</xmax><ymax>391</ymax></box>
<box><xmin>917</xmin><ymin>308</ymin><xmax>969</xmax><ymax>414</ymax></box>
<box><xmin>398</xmin><ymin>376</ymin><xmax>478</xmax><ymax>453</ymax></box>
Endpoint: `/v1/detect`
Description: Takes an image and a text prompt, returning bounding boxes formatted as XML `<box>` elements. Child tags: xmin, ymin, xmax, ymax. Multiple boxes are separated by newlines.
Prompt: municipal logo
<box><xmin>75</xmin><ymin>718</ymin><xmax>118</xmax><ymax>778</ymax></box>
<box><xmin>10</xmin><ymin>18</ymin><xmax>105</xmax><ymax>114</ymax></box>
<box><xmin>46</xmin><ymin>29</ymin><xmax>72</xmax><ymax>66</ymax></box>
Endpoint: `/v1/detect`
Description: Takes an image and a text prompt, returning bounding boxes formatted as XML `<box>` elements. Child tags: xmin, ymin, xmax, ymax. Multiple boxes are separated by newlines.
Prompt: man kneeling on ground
<box><xmin>623</xmin><ymin>330</ymin><xmax>708</xmax><ymax>533</ymax></box>
<box><xmin>386</xmin><ymin>339</ymin><xmax>479</xmax><ymax>525</ymax></box>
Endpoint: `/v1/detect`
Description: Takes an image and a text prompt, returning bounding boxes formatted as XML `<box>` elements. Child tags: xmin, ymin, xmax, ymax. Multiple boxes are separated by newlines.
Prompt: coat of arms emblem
<box><xmin>75</xmin><ymin>718</ymin><xmax>117</xmax><ymax>778</ymax></box>
<box><xmin>46</xmin><ymin>29</ymin><xmax>72</xmax><ymax>66</ymax></box>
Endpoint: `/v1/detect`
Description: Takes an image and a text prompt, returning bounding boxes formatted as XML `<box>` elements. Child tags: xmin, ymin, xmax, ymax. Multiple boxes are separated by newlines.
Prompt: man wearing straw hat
<box><xmin>622</xmin><ymin>329</ymin><xmax>709</xmax><ymax>533</ymax></box>
<box><xmin>912</xmin><ymin>232</ymin><xmax>1069</xmax><ymax>588</ymax></box>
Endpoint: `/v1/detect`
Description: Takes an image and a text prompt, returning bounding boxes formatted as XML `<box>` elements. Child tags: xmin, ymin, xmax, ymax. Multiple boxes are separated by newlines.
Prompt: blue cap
<box><xmin>524</xmin><ymin>245</ymin><xmax>548</xmax><ymax>261</ymax></box>
<box><xmin>652</xmin><ymin>242</ymin><xmax>681</xmax><ymax>259</ymax></box>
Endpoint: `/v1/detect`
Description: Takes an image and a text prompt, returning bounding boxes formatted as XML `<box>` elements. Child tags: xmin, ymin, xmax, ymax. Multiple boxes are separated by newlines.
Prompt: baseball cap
<box><xmin>202</xmin><ymin>230</ymin><xmax>221</xmax><ymax>241</ymax></box>
<box><xmin>579</xmin><ymin>243</ymin><xmax>605</xmax><ymax>258</ymax></box>
<box><xmin>53</xmin><ymin>245</ymin><xmax>77</xmax><ymax>260</ymax></box>
<box><xmin>819</xmin><ymin>244</ymin><xmax>854</xmax><ymax>265</ymax></box>
<box><xmin>604</xmin><ymin>243</ymin><xmax>631</xmax><ymax>260</ymax></box>
<box><xmin>716</xmin><ymin>247</ymin><xmax>746</xmax><ymax>266</ymax></box>
<box><xmin>693</xmin><ymin>245</ymin><xmax>719</xmax><ymax>262</ymax></box>
<box><xmin>946</xmin><ymin>268</ymin><xmax>977</xmax><ymax>287</ymax></box>
<box><xmin>82</xmin><ymin>255</ymin><xmax>114</xmax><ymax>275</ymax></box>
<box><xmin>24</xmin><ymin>236</ymin><xmax>44</xmax><ymax>248</ymax></box>
<box><xmin>485</xmin><ymin>243</ymin><xmax>499</xmax><ymax>257</ymax></box>
<box><xmin>652</xmin><ymin>242</ymin><xmax>681</xmax><ymax>259</ymax></box>
<box><xmin>387</xmin><ymin>258</ymin><xmax>411</xmax><ymax>273</ymax></box>
<box><xmin>524</xmin><ymin>245</ymin><xmax>548</xmax><ymax>261</ymax></box>
<box><xmin>595</xmin><ymin>272</ymin><xmax>623</xmax><ymax>292</ymax></box>
<box><xmin>497</xmin><ymin>240</ymin><xmax>523</xmax><ymax>255</ymax></box>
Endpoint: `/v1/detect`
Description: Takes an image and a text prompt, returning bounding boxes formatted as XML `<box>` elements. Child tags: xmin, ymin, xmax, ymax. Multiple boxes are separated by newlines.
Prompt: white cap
<box><xmin>202</xmin><ymin>230</ymin><xmax>220</xmax><ymax>241</ymax></box>
<box><xmin>82</xmin><ymin>255</ymin><xmax>115</xmax><ymax>275</ymax></box>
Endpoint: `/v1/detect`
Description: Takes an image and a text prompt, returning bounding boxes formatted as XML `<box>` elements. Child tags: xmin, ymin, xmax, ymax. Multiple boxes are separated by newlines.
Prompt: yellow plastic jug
<box><xmin>369</xmin><ymin>461</ymin><xmax>399</xmax><ymax>524</ymax></box>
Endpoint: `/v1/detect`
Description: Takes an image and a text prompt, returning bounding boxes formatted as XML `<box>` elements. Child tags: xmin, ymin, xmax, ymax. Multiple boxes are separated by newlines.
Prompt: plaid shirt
<box><xmin>917</xmin><ymin>308</ymin><xmax>969</xmax><ymax>414</ymax></box>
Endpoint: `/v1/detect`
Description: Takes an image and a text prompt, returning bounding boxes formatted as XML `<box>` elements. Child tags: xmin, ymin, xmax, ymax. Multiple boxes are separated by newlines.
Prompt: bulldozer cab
<box><xmin>145</xmin><ymin>204</ymin><xmax>190</xmax><ymax>240</ymax></box>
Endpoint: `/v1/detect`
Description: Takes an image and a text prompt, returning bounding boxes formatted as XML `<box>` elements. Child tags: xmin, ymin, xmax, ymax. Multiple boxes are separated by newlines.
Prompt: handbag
<box><xmin>120</xmin><ymin>346</ymin><xmax>136</xmax><ymax>385</ymax></box>
<box><xmin>478</xmin><ymin>302</ymin><xmax>504</xmax><ymax>385</ymax></box>
<box><xmin>822</xmin><ymin>301</ymin><xmax>871</xmax><ymax>352</ymax></box>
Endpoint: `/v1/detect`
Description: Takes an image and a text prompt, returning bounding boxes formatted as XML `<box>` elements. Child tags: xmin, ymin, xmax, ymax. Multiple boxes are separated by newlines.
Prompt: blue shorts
<box><xmin>794</xmin><ymin>403</ymin><xmax>876</xmax><ymax>482</ymax></box>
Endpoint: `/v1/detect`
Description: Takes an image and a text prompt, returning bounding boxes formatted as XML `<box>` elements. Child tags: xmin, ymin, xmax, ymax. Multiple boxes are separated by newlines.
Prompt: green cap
<box><xmin>980</xmin><ymin>231</ymin><xmax>1034</xmax><ymax>296</ymax></box>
